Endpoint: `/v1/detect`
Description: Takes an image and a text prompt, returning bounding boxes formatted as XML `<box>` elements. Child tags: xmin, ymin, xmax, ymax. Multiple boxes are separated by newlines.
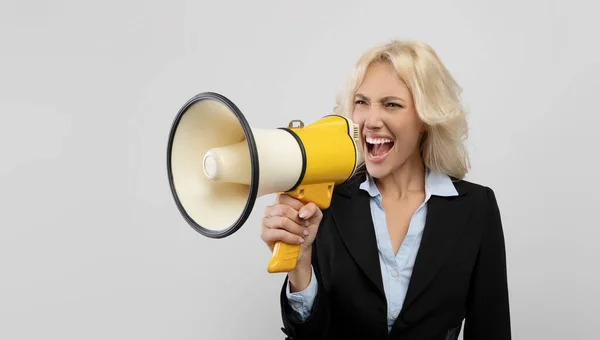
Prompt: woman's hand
<box><xmin>260</xmin><ymin>194</ymin><xmax>323</xmax><ymax>268</ymax></box>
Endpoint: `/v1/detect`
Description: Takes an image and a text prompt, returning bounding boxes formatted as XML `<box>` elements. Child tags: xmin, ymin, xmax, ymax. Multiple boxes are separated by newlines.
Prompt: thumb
<box><xmin>298</xmin><ymin>203</ymin><xmax>322</xmax><ymax>225</ymax></box>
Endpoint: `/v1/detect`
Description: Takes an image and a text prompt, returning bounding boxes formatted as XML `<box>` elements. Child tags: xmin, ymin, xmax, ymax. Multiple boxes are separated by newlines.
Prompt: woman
<box><xmin>260</xmin><ymin>40</ymin><xmax>511</xmax><ymax>340</ymax></box>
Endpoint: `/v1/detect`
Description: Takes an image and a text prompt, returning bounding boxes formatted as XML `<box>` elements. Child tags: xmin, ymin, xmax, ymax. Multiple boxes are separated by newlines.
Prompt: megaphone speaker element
<box><xmin>167</xmin><ymin>92</ymin><xmax>362</xmax><ymax>273</ymax></box>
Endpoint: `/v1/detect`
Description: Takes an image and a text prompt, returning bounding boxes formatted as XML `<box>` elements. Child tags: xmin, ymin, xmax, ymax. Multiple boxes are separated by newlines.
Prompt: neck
<box><xmin>374</xmin><ymin>152</ymin><xmax>425</xmax><ymax>200</ymax></box>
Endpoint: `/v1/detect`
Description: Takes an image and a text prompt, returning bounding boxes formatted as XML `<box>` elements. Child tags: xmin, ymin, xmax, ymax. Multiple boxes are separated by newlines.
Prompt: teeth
<box><xmin>366</xmin><ymin>137</ymin><xmax>393</xmax><ymax>144</ymax></box>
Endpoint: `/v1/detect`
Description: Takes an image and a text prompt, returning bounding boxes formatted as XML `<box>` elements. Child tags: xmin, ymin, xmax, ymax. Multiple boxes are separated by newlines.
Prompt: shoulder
<box><xmin>451</xmin><ymin>178</ymin><xmax>503</xmax><ymax>236</ymax></box>
<box><xmin>451</xmin><ymin>177</ymin><xmax>499</xmax><ymax>204</ymax></box>
<box><xmin>453</xmin><ymin>177</ymin><xmax>494</xmax><ymax>194</ymax></box>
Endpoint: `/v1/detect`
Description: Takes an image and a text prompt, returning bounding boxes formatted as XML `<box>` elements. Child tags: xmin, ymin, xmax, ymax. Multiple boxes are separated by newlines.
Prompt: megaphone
<box><xmin>166</xmin><ymin>92</ymin><xmax>362</xmax><ymax>273</ymax></box>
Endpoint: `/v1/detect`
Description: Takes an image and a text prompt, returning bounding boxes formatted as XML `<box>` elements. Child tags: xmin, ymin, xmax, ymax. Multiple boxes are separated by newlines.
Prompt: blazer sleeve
<box><xmin>279</xmin><ymin>233</ymin><xmax>332</xmax><ymax>340</ymax></box>
<box><xmin>464</xmin><ymin>187</ymin><xmax>512</xmax><ymax>339</ymax></box>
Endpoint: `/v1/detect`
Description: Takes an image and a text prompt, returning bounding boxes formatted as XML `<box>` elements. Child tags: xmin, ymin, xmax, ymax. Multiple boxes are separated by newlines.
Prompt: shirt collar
<box><xmin>359</xmin><ymin>167</ymin><xmax>459</xmax><ymax>199</ymax></box>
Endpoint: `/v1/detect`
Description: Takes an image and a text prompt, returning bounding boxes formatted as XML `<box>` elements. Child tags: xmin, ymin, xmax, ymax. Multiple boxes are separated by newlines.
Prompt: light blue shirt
<box><xmin>285</xmin><ymin>168</ymin><xmax>459</xmax><ymax>333</ymax></box>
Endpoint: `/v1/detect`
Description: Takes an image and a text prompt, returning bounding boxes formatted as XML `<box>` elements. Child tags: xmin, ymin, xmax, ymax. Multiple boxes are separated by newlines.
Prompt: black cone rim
<box><xmin>166</xmin><ymin>92</ymin><xmax>259</xmax><ymax>239</ymax></box>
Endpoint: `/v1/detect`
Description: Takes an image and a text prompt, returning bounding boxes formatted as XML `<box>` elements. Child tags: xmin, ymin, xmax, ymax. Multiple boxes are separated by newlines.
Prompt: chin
<box><xmin>364</xmin><ymin>165</ymin><xmax>384</xmax><ymax>179</ymax></box>
<box><xmin>364</xmin><ymin>156</ymin><xmax>395</xmax><ymax>179</ymax></box>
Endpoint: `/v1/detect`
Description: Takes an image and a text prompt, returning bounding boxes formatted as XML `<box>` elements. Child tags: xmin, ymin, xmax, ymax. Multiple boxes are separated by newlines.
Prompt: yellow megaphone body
<box><xmin>167</xmin><ymin>92</ymin><xmax>362</xmax><ymax>273</ymax></box>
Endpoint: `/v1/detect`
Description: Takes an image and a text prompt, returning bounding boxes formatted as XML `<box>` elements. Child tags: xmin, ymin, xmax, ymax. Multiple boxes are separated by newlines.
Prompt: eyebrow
<box><xmin>355</xmin><ymin>93</ymin><xmax>405</xmax><ymax>103</ymax></box>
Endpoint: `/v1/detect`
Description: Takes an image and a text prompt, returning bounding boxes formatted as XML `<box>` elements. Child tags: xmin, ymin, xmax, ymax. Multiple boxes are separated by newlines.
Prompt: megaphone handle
<box><xmin>266</xmin><ymin>241</ymin><xmax>301</xmax><ymax>273</ymax></box>
<box><xmin>266</xmin><ymin>182</ymin><xmax>334</xmax><ymax>273</ymax></box>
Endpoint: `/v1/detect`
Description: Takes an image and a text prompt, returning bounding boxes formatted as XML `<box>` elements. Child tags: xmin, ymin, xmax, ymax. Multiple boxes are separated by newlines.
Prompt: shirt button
<box><xmin>391</xmin><ymin>270</ymin><xmax>398</xmax><ymax>277</ymax></box>
<box><xmin>392</xmin><ymin>312</ymin><xmax>398</xmax><ymax>318</ymax></box>
<box><xmin>294</xmin><ymin>303</ymin><xmax>301</xmax><ymax>309</ymax></box>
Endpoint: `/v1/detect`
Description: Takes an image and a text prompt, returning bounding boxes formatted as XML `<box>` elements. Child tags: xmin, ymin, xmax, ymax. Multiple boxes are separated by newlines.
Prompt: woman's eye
<box><xmin>386</xmin><ymin>102</ymin><xmax>403</xmax><ymax>108</ymax></box>
<box><xmin>355</xmin><ymin>100</ymin><xmax>367</xmax><ymax>105</ymax></box>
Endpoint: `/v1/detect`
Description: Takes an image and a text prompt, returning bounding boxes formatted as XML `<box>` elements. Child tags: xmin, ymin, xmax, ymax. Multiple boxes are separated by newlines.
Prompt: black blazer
<box><xmin>279</xmin><ymin>170</ymin><xmax>511</xmax><ymax>340</ymax></box>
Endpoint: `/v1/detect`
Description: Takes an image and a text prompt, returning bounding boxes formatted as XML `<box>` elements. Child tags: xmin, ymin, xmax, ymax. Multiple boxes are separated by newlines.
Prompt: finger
<box><xmin>262</xmin><ymin>216</ymin><xmax>307</xmax><ymax>237</ymax></box>
<box><xmin>275</xmin><ymin>194</ymin><xmax>304</xmax><ymax>211</ymax></box>
<box><xmin>260</xmin><ymin>228</ymin><xmax>304</xmax><ymax>245</ymax></box>
<box><xmin>264</xmin><ymin>204</ymin><xmax>304</xmax><ymax>226</ymax></box>
<box><xmin>298</xmin><ymin>202</ymin><xmax>322</xmax><ymax>222</ymax></box>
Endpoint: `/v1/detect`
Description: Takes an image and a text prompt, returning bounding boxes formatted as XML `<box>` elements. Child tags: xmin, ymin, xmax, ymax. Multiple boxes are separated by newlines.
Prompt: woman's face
<box><xmin>352</xmin><ymin>61</ymin><xmax>425</xmax><ymax>179</ymax></box>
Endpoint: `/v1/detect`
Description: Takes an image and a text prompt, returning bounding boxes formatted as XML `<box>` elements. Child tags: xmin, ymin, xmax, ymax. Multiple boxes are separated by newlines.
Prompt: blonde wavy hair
<box><xmin>334</xmin><ymin>40</ymin><xmax>470</xmax><ymax>180</ymax></box>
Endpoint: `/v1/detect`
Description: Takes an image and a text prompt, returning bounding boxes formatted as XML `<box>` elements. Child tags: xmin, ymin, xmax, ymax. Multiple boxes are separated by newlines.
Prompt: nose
<box><xmin>364</xmin><ymin>107</ymin><xmax>384</xmax><ymax>130</ymax></box>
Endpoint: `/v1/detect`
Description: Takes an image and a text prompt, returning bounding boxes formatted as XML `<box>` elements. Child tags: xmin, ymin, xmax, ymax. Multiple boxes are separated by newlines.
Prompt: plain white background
<box><xmin>1</xmin><ymin>0</ymin><xmax>598</xmax><ymax>339</ymax></box>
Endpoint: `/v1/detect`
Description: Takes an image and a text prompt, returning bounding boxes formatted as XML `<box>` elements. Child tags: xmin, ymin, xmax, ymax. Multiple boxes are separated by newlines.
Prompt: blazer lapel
<box><xmin>400</xmin><ymin>181</ymin><xmax>471</xmax><ymax>315</ymax></box>
<box><xmin>329</xmin><ymin>172</ymin><xmax>386</xmax><ymax>300</ymax></box>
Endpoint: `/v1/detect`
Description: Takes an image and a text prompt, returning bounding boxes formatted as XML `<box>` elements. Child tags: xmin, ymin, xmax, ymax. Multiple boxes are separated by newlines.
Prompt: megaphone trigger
<box><xmin>167</xmin><ymin>92</ymin><xmax>362</xmax><ymax>273</ymax></box>
<box><xmin>285</xmin><ymin>182</ymin><xmax>335</xmax><ymax>210</ymax></box>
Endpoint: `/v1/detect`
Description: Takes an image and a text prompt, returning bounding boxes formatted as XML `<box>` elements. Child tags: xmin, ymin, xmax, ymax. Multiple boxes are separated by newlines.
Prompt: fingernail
<box><xmin>299</xmin><ymin>210</ymin><xmax>307</xmax><ymax>219</ymax></box>
<box><xmin>303</xmin><ymin>230</ymin><xmax>309</xmax><ymax>236</ymax></box>
<box><xmin>299</xmin><ymin>237</ymin><xmax>305</xmax><ymax>243</ymax></box>
<box><xmin>304</xmin><ymin>220</ymin><xmax>310</xmax><ymax>227</ymax></box>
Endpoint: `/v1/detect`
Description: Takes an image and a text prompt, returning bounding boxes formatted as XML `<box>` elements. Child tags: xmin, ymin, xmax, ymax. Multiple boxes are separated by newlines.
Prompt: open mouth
<box><xmin>365</xmin><ymin>137</ymin><xmax>394</xmax><ymax>160</ymax></box>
